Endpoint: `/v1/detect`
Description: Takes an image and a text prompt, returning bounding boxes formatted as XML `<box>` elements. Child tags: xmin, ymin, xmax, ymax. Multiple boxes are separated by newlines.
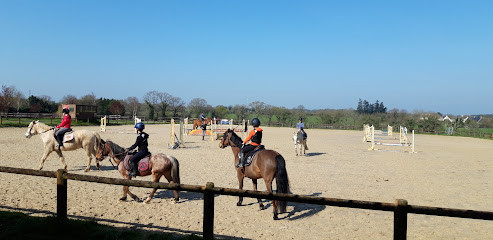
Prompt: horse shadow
<box><xmin>152</xmin><ymin>190</ymin><xmax>204</xmax><ymax>203</ymax></box>
<box><xmin>0</xmin><ymin>205</ymin><xmax>251</xmax><ymax>240</ymax></box>
<box><xmin>282</xmin><ymin>192</ymin><xmax>326</xmax><ymax>220</ymax></box>
<box><xmin>305</xmin><ymin>152</ymin><xmax>326</xmax><ymax>157</ymax></box>
<box><xmin>243</xmin><ymin>193</ymin><xmax>326</xmax><ymax>220</ymax></box>
<box><xmin>71</xmin><ymin>165</ymin><xmax>115</xmax><ymax>171</ymax></box>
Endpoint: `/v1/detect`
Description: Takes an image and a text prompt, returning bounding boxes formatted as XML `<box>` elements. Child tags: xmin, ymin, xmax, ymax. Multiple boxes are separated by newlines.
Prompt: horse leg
<box><xmin>54</xmin><ymin>149</ymin><xmax>67</xmax><ymax>171</ymax></box>
<box><xmin>121</xmin><ymin>176</ymin><xmax>139</xmax><ymax>202</ymax></box>
<box><xmin>252</xmin><ymin>179</ymin><xmax>264</xmax><ymax>210</ymax></box>
<box><xmin>144</xmin><ymin>173</ymin><xmax>162</xmax><ymax>204</ymax></box>
<box><xmin>237</xmin><ymin>171</ymin><xmax>244</xmax><ymax>206</ymax></box>
<box><xmin>265</xmin><ymin>178</ymin><xmax>279</xmax><ymax>220</ymax></box>
<box><xmin>163</xmin><ymin>172</ymin><xmax>179</xmax><ymax>203</ymax></box>
<box><xmin>38</xmin><ymin>149</ymin><xmax>54</xmax><ymax>170</ymax></box>
<box><xmin>84</xmin><ymin>148</ymin><xmax>93</xmax><ymax>172</ymax></box>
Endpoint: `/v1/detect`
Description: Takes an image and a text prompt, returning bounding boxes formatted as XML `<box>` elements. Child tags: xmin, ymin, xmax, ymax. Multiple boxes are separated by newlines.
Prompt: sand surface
<box><xmin>1</xmin><ymin>124</ymin><xmax>492</xmax><ymax>239</ymax></box>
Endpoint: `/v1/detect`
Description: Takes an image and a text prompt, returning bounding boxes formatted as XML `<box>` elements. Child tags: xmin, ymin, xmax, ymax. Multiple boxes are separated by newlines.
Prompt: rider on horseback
<box><xmin>127</xmin><ymin>122</ymin><xmax>149</xmax><ymax>177</ymax></box>
<box><xmin>55</xmin><ymin>108</ymin><xmax>72</xmax><ymax>150</ymax></box>
<box><xmin>297</xmin><ymin>117</ymin><xmax>307</xmax><ymax>140</ymax></box>
<box><xmin>237</xmin><ymin>118</ymin><xmax>262</xmax><ymax>168</ymax></box>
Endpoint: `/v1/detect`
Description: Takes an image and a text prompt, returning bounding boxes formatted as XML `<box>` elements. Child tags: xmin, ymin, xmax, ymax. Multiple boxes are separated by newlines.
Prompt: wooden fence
<box><xmin>0</xmin><ymin>166</ymin><xmax>492</xmax><ymax>240</ymax></box>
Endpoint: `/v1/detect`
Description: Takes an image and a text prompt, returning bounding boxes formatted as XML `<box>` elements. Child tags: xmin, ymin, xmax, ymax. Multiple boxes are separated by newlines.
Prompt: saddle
<box><xmin>54</xmin><ymin>129</ymin><xmax>74</xmax><ymax>142</ymax></box>
<box><xmin>123</xmin><ymin>152</ymin><xmax>152</xmax><ymax>172</ymax></box>
<box><xmin>243</xmin><ymin>145</ymin><xmax>265</xmax><ymax>167</ymax></box>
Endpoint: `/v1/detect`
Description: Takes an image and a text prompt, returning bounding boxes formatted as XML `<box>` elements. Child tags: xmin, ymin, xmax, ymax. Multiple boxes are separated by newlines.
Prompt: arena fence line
<box><xmin>0</xmin><ymin>166</ymin><xmax>492</xmax><ymax>240</ymax></box>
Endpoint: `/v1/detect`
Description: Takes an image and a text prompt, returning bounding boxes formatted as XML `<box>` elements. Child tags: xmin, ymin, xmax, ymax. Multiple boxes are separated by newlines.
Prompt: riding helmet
<box><xmin>62</xmin><ymin>108</ymin><xmax>70</xmax><ymax>114</ymax></box>
<box><xmin>299</xmin><ymin>117</ymin><xmax>303</xmax><ymax>122</ymax></box>
<box><xmin>135</xmin><ymin>122</ymin><xmax>145</xmax><ymax>131</ymax></box>
<box><xmin>251</xmin><ymin>118</ymin><xmax>260</xmax><ymax>127</ymax></box>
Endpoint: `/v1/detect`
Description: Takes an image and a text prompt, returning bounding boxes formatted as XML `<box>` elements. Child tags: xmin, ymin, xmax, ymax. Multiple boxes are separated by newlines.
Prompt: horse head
<box><xmin>25</xmin><ymin>120</ymin><xmax>50</xmax><ymax>138</ymax></box>
<box><xmin>96</xmin><ymin>139</ymin><xmax>109</xmax><ymax>162</ymax></box>
<box><xmin>219</xmin><ymin>129</ymin><xmax>243</xmax><ymax>149</ymax></box>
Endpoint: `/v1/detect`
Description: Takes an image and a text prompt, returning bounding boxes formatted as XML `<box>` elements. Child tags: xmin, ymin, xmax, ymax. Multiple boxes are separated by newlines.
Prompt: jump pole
<box><xmin>100</xmin><ymin>116</ymin><xmax>107</xmax><ymax>132</ymax></box>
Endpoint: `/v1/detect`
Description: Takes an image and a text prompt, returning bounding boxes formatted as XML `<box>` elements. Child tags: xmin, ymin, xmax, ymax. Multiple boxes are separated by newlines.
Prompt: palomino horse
<box><xmin>25</xmin><ymin>120</ymin><xmax>102</xmax><ymax>171</ymax></box>
<box><xmin>193</xmin><ymin>118</ymin><xmax>212</xmax><ymax>130</ymax></box>
<box><xmin>293</xmin><ymin>129</ymin><xmax>308</xmax><ymax>156</ymax></box>
<box><xmin>96</xmin><ymin>140</ymin><xmax>180</xmax><ymax>203</ymax></box>
<box><xmin>219</xmin><ymin>129</ymin><xmax>290</xmax><ymax>220</ymax></box>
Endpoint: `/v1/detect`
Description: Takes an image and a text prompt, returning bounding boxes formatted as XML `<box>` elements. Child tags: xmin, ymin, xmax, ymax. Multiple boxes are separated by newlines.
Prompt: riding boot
<box><xmin>129</xmin><ymin>161</ymin><xmax>138</xmax><ymax>177</ymax></box>
<box><xmin>56</xmin><ymin>135</ymin><xmax>64</xmax><ymax>150</ymax></box>
<box><xmin>236</xmin><ymin>152</ymin><xmax>244</xmax><ymax>168</ymax></box>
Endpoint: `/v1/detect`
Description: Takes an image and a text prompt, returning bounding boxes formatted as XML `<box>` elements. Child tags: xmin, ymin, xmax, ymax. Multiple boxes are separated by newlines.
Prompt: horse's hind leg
<box><xmin>252</xmin><ymin>179</ymin><xmax>264</xmax><ymax>210</ymax></box>
<box><xmin>163</xmin><ymin>172</ymin><xmax>179</xmax><ymax>203</ymax></box>
<box><xmin>144</xmin><ymin>173</ymin><xmax>163</xmax><ymax>204</ymax></box>
<box><xmin>265</xmin><ymin>179</ymin><xmax>278</xmax><ymax>220</ymax></box>
<box><xmin>84</xmin><ymin>148</ymin><xmax>93</xmax><ymax>172</ymax></box>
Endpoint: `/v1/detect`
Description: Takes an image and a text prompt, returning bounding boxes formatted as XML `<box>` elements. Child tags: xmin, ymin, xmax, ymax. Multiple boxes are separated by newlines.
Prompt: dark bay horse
<box><xmin>96</xmin><ymin>140</ymin><xmax>180</xmax><ymax>203</ymax></box>
<box><xmin>219</xmin><ymin>129</ymin><xmax>290</xmax><ymax>220</ymax></box>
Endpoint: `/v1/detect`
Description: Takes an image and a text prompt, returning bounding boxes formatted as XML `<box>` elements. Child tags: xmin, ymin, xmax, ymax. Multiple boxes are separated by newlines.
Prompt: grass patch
<box><xmin>0</xmin><ymin>211</ymin><xmax>202</xmax><ymax>240</ymax></box>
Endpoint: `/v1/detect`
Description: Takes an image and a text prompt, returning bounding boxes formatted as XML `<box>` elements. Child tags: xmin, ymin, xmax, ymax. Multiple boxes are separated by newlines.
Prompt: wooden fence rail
<box><xmin>1</xmin><ymin>166</ymin><xmax>492</xmax><ymax>240</ymax></box>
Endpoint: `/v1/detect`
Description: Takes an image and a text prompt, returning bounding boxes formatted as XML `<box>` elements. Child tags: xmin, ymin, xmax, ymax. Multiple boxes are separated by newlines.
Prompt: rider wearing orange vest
<box><xmin>237</xmin><ymin>118</ymin><xmax>262</xmax><ymax>168</ymax></box>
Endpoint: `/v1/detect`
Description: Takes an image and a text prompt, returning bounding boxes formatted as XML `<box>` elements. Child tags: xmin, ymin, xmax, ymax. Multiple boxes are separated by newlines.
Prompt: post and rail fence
<box><xmin>0</xmin><ymin>166</ymin><xmax>492</xmax><ymax>240</ymax></box>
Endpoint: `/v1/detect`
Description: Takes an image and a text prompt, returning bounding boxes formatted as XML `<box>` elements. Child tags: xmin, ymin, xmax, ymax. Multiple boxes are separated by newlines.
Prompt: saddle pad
<box><xmin>244</xmin><ymin>146</ymin><xmax>265</xmax><ymax>167</ymax></box>
<box><xmin>123</xmin><ymin>154</ymin><xmax>150</xmax><ymax>172</ymax></box>
<box><xmin>63</xmin><ymin>132</ymin><xmax>74</xmax><ymax>142</ymax></box>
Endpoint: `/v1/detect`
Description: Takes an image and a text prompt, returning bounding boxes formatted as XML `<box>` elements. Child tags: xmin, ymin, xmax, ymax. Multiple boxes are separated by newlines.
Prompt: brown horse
<box><xmin>219</xmin><ymin>129</ymin><xmax>290</xmax><ymax>220</ymax></box>
<box><xmin>193</xmin><ymin>118</ymin><xmax>212</xmax><ymax>130</ymax></box>
<box><xmin>96</xmin><ymin>140</ymin><xmax>180</xmax><ymax>203</ymax></box>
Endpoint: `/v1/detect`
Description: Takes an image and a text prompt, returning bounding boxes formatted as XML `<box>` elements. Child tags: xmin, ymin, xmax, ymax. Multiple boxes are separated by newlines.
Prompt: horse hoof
<box><xmin>236</xmin><ymin>202</ymin><xmax>242</xmax><ymax>206</ymax></box>
<box><xmin>273</xmin><ymin>215</ymin><xmax>279</xmax><ymax>220</ymax></box>
<box><xmin>174</xmin><ymin>198</ymin><xmax>179</xmax><ymax>203</ymax></box>
<box><xmin>143</xmin><ymin>199</ymin><xmax>150</xmax><ymax>204</ymax></box>
<box><xmin>84</xmin><ymin>168</ymin><xmax>90</xmax><ymax>172</ymax></box>
<box><xmin>119</xmin><ymin>197</ymin><xmax>127</xmax><ymax>201</ymax></box>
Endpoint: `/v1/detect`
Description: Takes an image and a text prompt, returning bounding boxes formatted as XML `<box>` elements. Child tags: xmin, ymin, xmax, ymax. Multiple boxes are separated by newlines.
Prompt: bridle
<box><xmin>97</xmin><ymin>142</ymin><xmax>127</xmax><ymax>169</ymax></box>
<box><xmin>27</xmin><ymin>122</ymin><xmax>55</xmax><ymax>136</ymax></box>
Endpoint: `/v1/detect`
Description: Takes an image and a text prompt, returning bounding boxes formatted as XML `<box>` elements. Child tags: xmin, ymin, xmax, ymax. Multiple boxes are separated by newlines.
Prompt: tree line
<box><xmin>2</xmin><ymin>85</ymin><xmax>493</xmax><ymax>134</ymax></box>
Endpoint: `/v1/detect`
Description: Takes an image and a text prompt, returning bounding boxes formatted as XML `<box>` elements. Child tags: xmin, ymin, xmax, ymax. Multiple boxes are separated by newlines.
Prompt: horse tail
<box><xmin>93</xmin><ymin>132</ymin><xmax>102</xmax><ymax>155</ymax></box>
<box><xmin>275</xmin><ymin>154</ymin><xmax>290</xmax><ymax>213</ymax></box>
<box><xmin>169</xmin><ymin>156</ymin><xmax>180</xmax><ymax>184</ymax></box>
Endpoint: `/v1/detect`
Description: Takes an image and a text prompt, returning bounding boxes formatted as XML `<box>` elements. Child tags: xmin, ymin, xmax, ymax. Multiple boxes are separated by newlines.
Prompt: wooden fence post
<box><xmin>203</xmin><ymin>182</ymin><xmax>215</xmax><ymax>240</ymax></box>
<box><xmin>394</xmin><ymin>199</ymin><xmax>408</xmax><ymax>240</ymax></box>
<box><xmin>57</xmin><ymin>169</ymin><xmax>67</xmax><ymax>220</ymax></box>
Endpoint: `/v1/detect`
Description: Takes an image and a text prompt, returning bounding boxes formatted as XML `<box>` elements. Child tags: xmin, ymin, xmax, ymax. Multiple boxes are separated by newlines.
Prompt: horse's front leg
<box><xmin>52</xmin><ymin>149</ymin><xmax>67</xmax><ymax>171</ymax></box>
<box><xmin>237</xmin><ymin>170</ymin><xmax>244</xmax><ymax>206</ymax></box>
<box><xmin>252</xmin><ymin>179</ymin><xmax>264</xmax><ymax>210</ymax></box>
<box><xmin>38</xmin><ymin>149</ymin><xmax>53</xmax><ymax>170</ymax></box>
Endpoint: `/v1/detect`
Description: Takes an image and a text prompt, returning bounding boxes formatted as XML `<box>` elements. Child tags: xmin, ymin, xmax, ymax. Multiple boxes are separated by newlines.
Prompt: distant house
<box><xmin>438</xmin><ymin>115</ymin><xmax>453</xmax><ymax>122</ymax></box>
<box><xmin>60</xmin><ymin>104</ymin><xmax>97</xmax><ymax>121</ymax></box>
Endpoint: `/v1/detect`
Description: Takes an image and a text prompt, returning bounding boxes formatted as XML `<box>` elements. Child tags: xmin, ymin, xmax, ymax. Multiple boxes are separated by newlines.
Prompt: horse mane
<box><xmin>108</xmin><ymin>141</ymin><xmax>126</xmax><ymax>155</ymax></box>
<box><xmin>228</xmin><ymin>130</ymin><xmax>243</xmax><ymax>147</ymax></box>
<box><xmin>34</xmin><ymin>121</ymin><xmax>52</xmax><ymax>130</ymax></box>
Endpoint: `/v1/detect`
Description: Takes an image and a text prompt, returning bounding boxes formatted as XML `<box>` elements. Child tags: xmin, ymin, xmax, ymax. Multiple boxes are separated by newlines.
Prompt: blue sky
<box><xmin>1</xmin><ymin>1</ymin><xmax>492</xmax><ymax>115</ymax></box>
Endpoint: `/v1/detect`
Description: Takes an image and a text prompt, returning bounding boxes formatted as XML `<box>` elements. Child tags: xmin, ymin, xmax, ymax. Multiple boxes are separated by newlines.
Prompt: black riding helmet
<box><xmin>252</xmin><ymin>118</ymin><xmax>260</xmax><ymax>127</ymax></box>
<box><xmin>62</xmin><ymin>108</ymin><xmax>70</xmax><ymax>114</ymax></box>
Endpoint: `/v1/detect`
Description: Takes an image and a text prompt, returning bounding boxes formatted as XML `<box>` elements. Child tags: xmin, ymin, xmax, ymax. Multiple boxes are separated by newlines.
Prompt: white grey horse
<box><xmin>25</xmin><ymin>120</ymin><xmax>102</xmax><ymax>171</ymax></box>
<box><xmin>293</xmin><ymin>129</ymin><xmax>308</xmax><ymax>156</ymax></box>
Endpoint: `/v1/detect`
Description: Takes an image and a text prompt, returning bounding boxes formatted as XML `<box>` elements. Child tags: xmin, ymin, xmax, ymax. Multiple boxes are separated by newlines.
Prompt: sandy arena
<box><xmin>1</xmin><ymin>124</ymin><xmax>492</xmax><ymax>239</ymax></box>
